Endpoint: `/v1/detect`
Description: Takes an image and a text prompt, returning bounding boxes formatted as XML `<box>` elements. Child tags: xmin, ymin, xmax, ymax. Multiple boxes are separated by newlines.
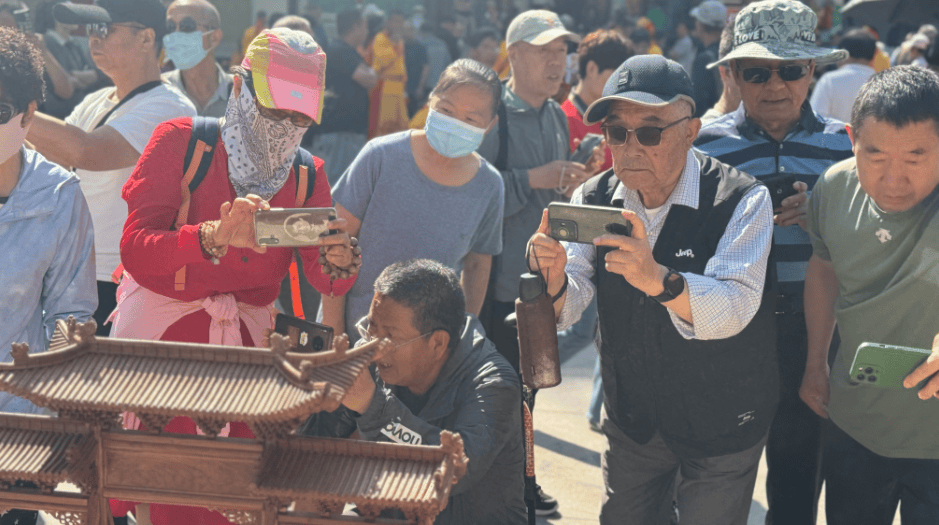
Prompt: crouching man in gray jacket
<box><xmin>301</xmin><ymin>259</ymin><xmax>527</xmax><ymax>525</ymax></box>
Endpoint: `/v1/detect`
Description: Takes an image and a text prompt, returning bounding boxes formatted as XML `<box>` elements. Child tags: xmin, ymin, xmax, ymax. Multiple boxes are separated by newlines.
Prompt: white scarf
<box><xmin>220</xmin><ymin>84</ymin><xmax>307</xmax><ymax>200</ymax></box>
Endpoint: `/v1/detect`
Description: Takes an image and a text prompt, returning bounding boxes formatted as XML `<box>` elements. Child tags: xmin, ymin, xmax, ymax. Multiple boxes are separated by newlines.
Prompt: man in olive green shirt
<box><xmin>801</xmin><ymin>66</ymin><xmax>939</xmax><ymax>524</ymax></box>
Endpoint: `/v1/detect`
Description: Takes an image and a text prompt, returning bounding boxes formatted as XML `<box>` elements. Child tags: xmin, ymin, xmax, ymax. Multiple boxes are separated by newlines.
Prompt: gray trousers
<box><xmin>600</xmin><ymin>409</ymin><xmax>766</xmax><ymax>525</ymax></box>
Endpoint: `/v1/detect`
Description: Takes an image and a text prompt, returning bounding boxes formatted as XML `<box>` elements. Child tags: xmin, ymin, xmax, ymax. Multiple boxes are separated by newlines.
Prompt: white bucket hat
<box><xmin>709</xmin><ymin>0</ymin><xmax>848</xmax><ymax>68</ymax></box>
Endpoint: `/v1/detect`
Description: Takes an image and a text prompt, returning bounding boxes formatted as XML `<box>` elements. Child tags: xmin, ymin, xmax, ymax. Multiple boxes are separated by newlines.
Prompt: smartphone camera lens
<box><xmin>868</xmin><ymin>375</ymin><xmax>877</xmax><ymax>383</ymax></box>
<box><xmin>857</xmin><ymin>374</ymin><xmax>866</xmax><ymax>381</ymax></box>
<box><xmin>865</xmin><ymin>367</ymin><xmax>874</xmax><ymax>374</ymax></box>
<box><xmin>312</xmin><ymin>336</ymin><xmax>325</xmax><ymax>352</ymax></box>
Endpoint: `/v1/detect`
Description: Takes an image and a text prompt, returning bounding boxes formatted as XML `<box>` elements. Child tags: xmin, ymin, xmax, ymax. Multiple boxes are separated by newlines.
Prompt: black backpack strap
<box><xmin>185</xmin><ymin>117</ymin><xmax>221</xmax><ymax>195</ymax></box>
<box><xmin>495</xmin><ymin>100</ymin><xmax>509</xmax><ymax>171</ymax></box>
<box><xmin>293</xmin><ymin>147</ymin><xmax>317</xmax><ymax>204</ymax></box>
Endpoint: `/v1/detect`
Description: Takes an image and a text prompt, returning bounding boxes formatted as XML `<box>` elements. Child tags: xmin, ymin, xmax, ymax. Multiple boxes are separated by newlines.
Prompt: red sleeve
<box><xmin>120</xmin><ymin>118</ymin><xmax>205</xmax><ymax>277</ymax></box>
<box><xmin>298</xmin><ymin>157</ymin><xmax>357</xmax><ymax>297</ymax></box>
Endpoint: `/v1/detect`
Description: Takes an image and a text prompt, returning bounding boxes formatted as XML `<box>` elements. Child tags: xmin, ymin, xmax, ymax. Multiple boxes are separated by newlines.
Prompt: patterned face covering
<box><xmin>220</xmin><ymin>81</ymin><xmax>307</xmax><ymax>200</ymax></box>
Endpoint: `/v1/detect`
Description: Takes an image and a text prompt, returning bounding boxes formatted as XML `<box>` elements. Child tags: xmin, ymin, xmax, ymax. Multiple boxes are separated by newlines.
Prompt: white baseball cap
<box><xmin>506</xmin><ymin>9</ymin><xmax>580</xmax><ymax>47</ymax></box>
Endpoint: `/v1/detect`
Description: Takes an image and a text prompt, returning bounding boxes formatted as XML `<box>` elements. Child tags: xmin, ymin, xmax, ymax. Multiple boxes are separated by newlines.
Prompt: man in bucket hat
<box><xmin>527</xmin><ymin>54</ymin><xmax>777</xmax><ymax>524</ymax></box>
<box><xmin>694</xmin><ymin>1</ymin><xmax>854</xmax><ymax>523</ymax></box>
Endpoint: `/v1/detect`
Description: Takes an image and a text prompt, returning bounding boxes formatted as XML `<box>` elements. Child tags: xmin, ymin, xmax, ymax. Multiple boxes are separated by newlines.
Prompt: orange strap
<box><xmin>111</xmin><ymin>263</ymin><xmax>124</xmax><ymax>284</ymax></box>
<box><xmin>287</xmin><ymin>164</ymin><xmax>311</xmax><ymax>318</ymax></box>
<box><xmin>174</xmin><ymin>140</ymin><xmax>212</xmax><ymax>291</ymax></box>
<box><xmin>289</xmin><ymin>259</ymin><xmax>304</xmax><ymax>319</ymax></box>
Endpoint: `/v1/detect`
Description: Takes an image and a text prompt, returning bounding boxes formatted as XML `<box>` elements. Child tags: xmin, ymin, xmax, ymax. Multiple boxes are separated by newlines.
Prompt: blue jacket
<box><xmin>0</xmin><ymin>148</ymin><xmax>96</xmax><ymax>414</ymax></box>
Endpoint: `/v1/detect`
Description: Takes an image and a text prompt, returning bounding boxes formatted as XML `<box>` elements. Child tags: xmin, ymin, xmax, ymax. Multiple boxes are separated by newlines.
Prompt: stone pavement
<box><xmin>530</xmin><ymin>342</ymin><xmax>901</xmax><ymax>525</ymax></box>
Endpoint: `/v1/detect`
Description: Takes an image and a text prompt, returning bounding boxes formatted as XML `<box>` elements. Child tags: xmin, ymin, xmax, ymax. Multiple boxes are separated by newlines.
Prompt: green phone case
<box><xmin>849</xmin><ymin>342</ymin><xmax>932</xmax><ymax>389</ymax></box>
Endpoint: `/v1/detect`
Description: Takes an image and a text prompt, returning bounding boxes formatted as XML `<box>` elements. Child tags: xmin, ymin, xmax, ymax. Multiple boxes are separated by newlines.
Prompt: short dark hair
<box><xmin>267</xmin><ymin>12</ymin><xmax>285</xmax><ymax>28</ymax></box>
<box><xmin>0</xmin><ymin>27</ymin><xmax>45</xmax><ymax>112</ymax></box>
<box><xmin>431</xmin><ymin>58</ymin><xmax>502</xmax><ymax>118</ymax></box>
<box><xmin>467</xmin><ymin>28</ymin><xmax>499</xmax><ymax>50</ymax></box>
<box><xmin>373</xmin><ymin>260</ymin><xmax>465</xmax><ymax>352</ymax></box>
<box><xmin>256</xmin><ymin>10</ymin><xmax>267</xmax><ymax>20</ymax></box>
<box><xmin>577</xmin><ymin>29</ymin><xmax>633</xmax><ymax>78</ymax></box>
<box><xmin>839</xmin><ymin>29</ymin><xmax>877</xmax><ymax>61</ymax></box>
<box><xmin>851</xmin><ymin>66</ymin><xmax>939</xmax><ymax>136</ymax></box>
<box><xmin>337</xmin><ymin>8</ymin><xmax>363</xmax><ymax>37</ymax></box>
<box><xmin>630</xmin><ymin>26</ymin><xmax>650</xmax><ymax>45</ymax></box>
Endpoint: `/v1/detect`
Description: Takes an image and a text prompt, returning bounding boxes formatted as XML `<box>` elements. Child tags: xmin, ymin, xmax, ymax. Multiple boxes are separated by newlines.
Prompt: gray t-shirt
<box><xmin>333</xmin><ymin>131</ymin><xmax>505</xmax><ymax>336</ymax></box>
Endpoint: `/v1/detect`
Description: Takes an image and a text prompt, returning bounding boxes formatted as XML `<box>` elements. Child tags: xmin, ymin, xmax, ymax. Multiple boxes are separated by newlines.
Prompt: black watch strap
<box><xmin>650</xmin><ymin>268</ymin><xmax>684</xmax><ymax>304</ymax></box>
<box><xmin>551</xmin><ymin>273</ymin><xmax>569</xmax><ymax>303</ymax></box>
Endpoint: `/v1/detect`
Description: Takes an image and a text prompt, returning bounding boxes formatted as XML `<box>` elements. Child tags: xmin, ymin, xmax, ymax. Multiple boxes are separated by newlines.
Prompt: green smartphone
<box><xmin>848</xmin><ymin>342</ymin><xmax>932</xmax><ymax>389</ymax></box>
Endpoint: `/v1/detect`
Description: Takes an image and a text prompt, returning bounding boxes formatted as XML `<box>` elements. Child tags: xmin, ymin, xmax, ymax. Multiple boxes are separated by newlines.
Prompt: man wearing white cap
<box><xmin>476</xmin><ymin>8</ymin><xmax>595</xmax><ymax>517</ymax></box>
<box><xmin>689</xmin><ymin>0</ymin><xmax>727</xmax><ymax>118</ymax></box>
<box><xmin>694</xmin><ymin>1</ymin><xmax>855</xmax><ymax>523</ymax></box>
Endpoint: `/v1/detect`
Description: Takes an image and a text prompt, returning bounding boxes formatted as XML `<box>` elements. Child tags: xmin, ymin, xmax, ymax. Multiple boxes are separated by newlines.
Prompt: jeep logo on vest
<box><xmin>381</xmin><ymin>421</ymin><xmax>422</xmax><ymax>445</ymax></box>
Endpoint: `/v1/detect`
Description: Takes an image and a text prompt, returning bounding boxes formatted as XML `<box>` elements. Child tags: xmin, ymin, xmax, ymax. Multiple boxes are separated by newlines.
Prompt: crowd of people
<box><xmin>2</xmin><ymin>0</ymin><xmax>939</xmax><ymax>524</ymax></box>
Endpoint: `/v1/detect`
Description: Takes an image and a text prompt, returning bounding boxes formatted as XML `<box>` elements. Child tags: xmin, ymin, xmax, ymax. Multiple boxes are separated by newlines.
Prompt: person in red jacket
<box><xmin>560</xmin><ymin>29</ymin><xmax>633</xmax><ymax>175</ymax></box>
<box><xmin>108</xmin><ymin>28</ymin><xmax>357</xmax><ymax>525</ymax></box>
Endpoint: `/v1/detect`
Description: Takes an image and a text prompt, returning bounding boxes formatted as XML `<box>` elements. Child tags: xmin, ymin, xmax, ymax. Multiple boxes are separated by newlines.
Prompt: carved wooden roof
<box><xmin>0</xmin><ymin>414</ymin><xmax>94</xmax><ymax>492</ymax></box>
<box><xmin>252</xmin><ymin>431</ymin><xmax>469</xmax><ymax>519</ymax></box>
<box><xmin>0</xmin><ymin>319</ymin><xmax>384</xmax><ymax>435</ymax></box>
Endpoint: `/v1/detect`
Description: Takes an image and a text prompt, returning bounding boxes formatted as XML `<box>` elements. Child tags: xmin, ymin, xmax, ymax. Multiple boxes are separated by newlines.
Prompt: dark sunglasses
<box><xmin>602</xmin><ymin>116</ymin><xmax>690</xmax><ymax>147</ymax></box>
<box><xmin>739</xmin><ymin>64</ymin><xmax>811</xmax><ymax>84</ymax></box>
<box><xmin>86</xmin><ymin>22</ymin><xmax>146</xmax><ymax>40</ymax></box>
<box><xmin>242</xmin><ymin>73</ymin><xmax>314</xmax><ymax>128</ymax></box>
<box><xmin>0</xmin><ymin>103</ymin><xmax>20</xmax><ymax>126</ymax></box>
<box><xmin>166</xmin><ymin>16</ymin><xmax>215</xmax><ymax>34</ymax></box>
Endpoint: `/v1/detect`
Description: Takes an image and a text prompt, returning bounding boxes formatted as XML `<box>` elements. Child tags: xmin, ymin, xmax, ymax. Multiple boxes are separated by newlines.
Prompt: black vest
<box><xmin>584</xmin><ymin>151</ymin><xmax>779</xmax><ymax>458</ymax></box>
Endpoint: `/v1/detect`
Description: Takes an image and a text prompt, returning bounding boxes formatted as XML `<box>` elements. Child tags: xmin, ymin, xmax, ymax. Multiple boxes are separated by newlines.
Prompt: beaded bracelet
<box><xmin>199</xmin><ymin>221</ymin><xmax>228</xmax><ymax>264</ymax></box>
<box><xmin>319</xmin><ymin>237</ymin><xmax>363</xmax><ymax>280</ymax></box>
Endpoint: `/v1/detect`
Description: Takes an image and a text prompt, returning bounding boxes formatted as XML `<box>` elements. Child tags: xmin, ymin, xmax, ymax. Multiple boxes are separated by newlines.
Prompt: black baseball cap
<box><xmin>54</xmin><ymin>0</ymin><xmax>167</xmax><ymax>42</ymax></box>
<box><xmin>584</xmin><ymin>54</ymin><xmax>696</xmax><ymax>125</ymax></box>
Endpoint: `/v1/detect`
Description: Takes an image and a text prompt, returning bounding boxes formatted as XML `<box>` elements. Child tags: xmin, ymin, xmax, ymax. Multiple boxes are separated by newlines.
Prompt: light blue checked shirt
<box><xmin>557</xmin><ymin>150</ymin><xmax>774</xmax><ymax>341</ymax></box>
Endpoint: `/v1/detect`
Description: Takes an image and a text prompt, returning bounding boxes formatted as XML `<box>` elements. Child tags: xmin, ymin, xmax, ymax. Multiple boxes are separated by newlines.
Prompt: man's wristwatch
<box><xmin>649</xmin><ymin>267</ymin><xmax>685</xmax><ymax>304</ymax></box>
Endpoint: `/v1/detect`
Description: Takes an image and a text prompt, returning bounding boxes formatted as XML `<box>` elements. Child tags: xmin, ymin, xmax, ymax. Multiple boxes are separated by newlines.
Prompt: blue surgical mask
<box><xmin>424</xmin><ymin>109</ymin><xmax>488</xmax><ymax>158</ymax></box>
<box><xmin>163</xmin><ymin>31</ymin><xmax>211</xmax><ymax>71</ymax></box>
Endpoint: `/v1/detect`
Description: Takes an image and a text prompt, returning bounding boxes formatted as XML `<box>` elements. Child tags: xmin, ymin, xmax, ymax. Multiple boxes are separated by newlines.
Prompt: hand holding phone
<box><xmin>762</xmin><ymin>173</ymin><xmax>799</xmax><ymax>211</ymax></box>
<box><xmin>547</xmin><ymin>202</ymin><xmax>632</xmax><ymax>244</ymax></box>
<box><xmin>849</xmin><ymin>342</ymin><xmax>931</xmax><ymax>389</ymax></box>
<box><xmin>255</xmin><ymin>207</ymin><xmax>338</xmax><ymax>247</ymax></box>
<box><xmin>274</xmin><ymin>314</ymin><xmax>334</xmax><ymax>353</ymax></box>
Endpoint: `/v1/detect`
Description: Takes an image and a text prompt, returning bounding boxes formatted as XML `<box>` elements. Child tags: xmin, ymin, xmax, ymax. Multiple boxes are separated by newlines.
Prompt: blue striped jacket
<box><xmin>694</xmin><ymin>102</ymin><xmax>854</xmax><ymax>296</ymax></box>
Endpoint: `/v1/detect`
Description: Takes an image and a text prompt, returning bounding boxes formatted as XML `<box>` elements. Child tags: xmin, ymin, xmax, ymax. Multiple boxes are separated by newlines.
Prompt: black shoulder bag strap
<box><xmin>184</xmin><ymin>117</ymin><xmax>222</xmax><ymax>194</ymax></box>
<box><xmin>93</xmin><ymin>80</ymin><xmax>163</xmax><ymax>130</ymax></box>
<box><xmin>293</xmin><ymin>147</ymin><xmax>317</xmax><ymax>203</ymax></box>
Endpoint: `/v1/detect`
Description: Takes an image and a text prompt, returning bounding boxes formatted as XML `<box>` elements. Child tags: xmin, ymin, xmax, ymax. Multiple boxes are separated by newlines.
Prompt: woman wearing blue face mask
<box><xmin>322</xmin><ymin>58</ymin><xmax>506</xmax><ymax>341</ymax></box>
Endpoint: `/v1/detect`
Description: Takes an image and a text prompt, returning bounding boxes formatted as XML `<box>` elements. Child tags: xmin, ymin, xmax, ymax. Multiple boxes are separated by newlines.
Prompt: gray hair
<box><xmin>373</xmin><ymin>260</ymin><xmax>465</xmax><ymax>352</ymax></box>
<box><xmin>851</xmin><ymin>66</ymin><xmax>939</xmax><ymax>136</ymax></box>
<box><xmin>430</xmin><ymin>58</ymin><xmax>502</xmax><ymax>118</ymax></box>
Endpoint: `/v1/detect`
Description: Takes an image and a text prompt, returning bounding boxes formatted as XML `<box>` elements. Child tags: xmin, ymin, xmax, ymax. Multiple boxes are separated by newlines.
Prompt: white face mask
<box><xmin>0</xmin><ymin>113</ymin><xmax>29</xmax><ymax>166</ymax></box>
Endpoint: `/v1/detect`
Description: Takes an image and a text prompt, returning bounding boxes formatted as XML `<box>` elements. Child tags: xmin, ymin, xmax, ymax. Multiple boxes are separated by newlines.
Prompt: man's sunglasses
<box><xmin>602</xmin><ymin>116</ymin><xmax>690</xmax><ymax>147</ymax></box>
<box><xmin>738</xmin><ymin>64</ymin><xmax>811</xmax><ymax>84</ymax></box>
<box><xmin>86</xmin><ymin>22</ymin><xmax>146</xmax><ymax>40</ymax></box>
<box><xmin>242</xmin><ymin>73</ymin><xmax>314</xmax><ymax>128</ymax></box>
<box><xmin>166</xmin><ymin>16</ymin><xmax>216</xmax><ymax>34</ymax></box>
<box><xmin>0</xmin><ymin>103</ymin><xmax>21</xmax><ymax>126</ymax></box>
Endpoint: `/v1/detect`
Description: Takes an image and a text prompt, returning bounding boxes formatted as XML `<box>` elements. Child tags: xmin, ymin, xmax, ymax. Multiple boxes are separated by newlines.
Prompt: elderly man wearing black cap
<box><xmin>25</xmin><ymin>0</ymin><xmax>196</xmax><ymax>339</ymax></box>
<box><xmin>527</xmin><ymin>54</ymin><xmax>777</xmax><ymax>524</ymax></box>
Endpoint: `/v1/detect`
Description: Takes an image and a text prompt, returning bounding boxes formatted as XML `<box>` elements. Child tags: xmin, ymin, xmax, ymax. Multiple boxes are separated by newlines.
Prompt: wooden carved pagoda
<box><xmin>0</xmin><ymin>318</ymin><xmax>468</xmax><ymax>525</ymax></box>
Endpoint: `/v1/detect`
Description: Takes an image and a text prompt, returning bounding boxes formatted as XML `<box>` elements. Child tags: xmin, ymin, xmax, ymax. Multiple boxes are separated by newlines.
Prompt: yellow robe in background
<box><xmin>494</xmin><ymin>40</ymin><xmax>510</xmax><ymax>80</ymax></box>
<box><xmin>369</xmin><ymin>32</ymin><xmax>409</xmax><ymax>139</ymax></box>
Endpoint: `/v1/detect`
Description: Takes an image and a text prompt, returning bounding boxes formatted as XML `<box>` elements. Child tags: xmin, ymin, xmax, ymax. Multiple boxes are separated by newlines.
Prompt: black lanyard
<box><xmin>572</xmin><ymin>94</ymin><xmax>589</xmax><ymax>116</ymax></box>
<box><xmin>94</xmin><ymin>80</ymin><xmax>163</xmax><ymax>130</ymax></box>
